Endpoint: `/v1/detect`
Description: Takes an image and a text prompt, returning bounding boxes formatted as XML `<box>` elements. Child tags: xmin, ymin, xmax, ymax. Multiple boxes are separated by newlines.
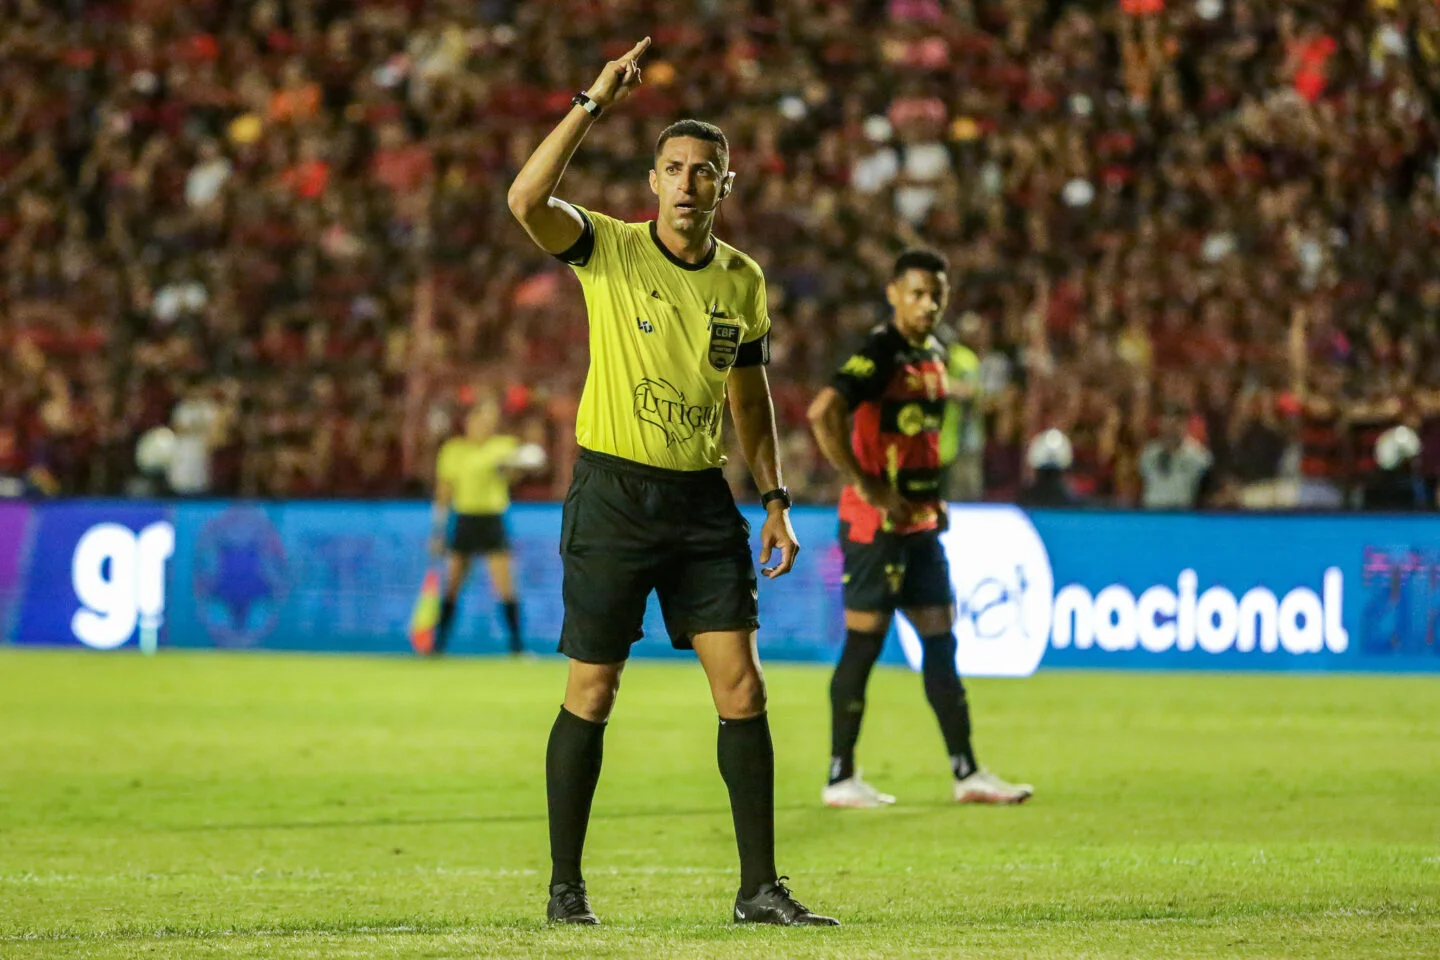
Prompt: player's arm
<box><xmin>807</xmin><ymin>388</ymin><xmax>913</xmax><ymax>521</ymax></box>
<box><xmin>807</xmin><ymin>388</ymin><xmax>866</xmax><ymax>490</ymax></box>
<box><xmin>506</xmin><ymin>37</ymin><xmax>650</xmax><ymax>254</ymax></box>
<box><xmin>808</xmin><ymin>343</ymin><xmax>913</xmax><ymax>521</ymax></box>
<box><xmin>729</xmin><ymin>363</ymin><xmax>799</xmax><ymax>579</ymax></box>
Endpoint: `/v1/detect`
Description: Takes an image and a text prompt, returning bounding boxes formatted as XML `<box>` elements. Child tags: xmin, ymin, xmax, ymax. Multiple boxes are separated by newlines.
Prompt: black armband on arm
<box><xmin>553</xmin><ymin>207</ymin><xmax>596</xmax><ymax>267</ymax></box>
<box><xmin>734</xmin><ymin>332</ymin><xmax>771</xmax><ymax>367</ymax></box>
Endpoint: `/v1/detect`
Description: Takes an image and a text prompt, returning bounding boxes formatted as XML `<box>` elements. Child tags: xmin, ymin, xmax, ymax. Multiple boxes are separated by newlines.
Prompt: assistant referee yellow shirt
<box><xmin>559</xmin><ymin>205</ymin><xmax>771</xmax><ymax>472</ymax></box>
<box><xmin>436</xmin><ymin>435</ymin><xmax>519</xmax><ymax>515</ymax></box>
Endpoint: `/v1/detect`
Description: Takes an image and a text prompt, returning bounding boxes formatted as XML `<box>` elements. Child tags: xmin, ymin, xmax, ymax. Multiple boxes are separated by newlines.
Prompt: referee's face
<box><xmin>650</xmin><ymin>137</ymin><xmax>728</xmax><ymax>232</ymax></box>
<box><xmin>888</xmin><ymin>268</ymin><xmax>950</xmax><ymax>343</ymax></box>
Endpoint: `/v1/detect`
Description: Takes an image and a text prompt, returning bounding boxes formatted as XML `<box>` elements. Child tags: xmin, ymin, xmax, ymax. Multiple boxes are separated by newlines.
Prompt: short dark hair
<box><xmin>655</xmin><ymin>119</ymin><xmax>729</xmax><ymax>168</ymax></box>
<box><xmin>891</xmin><ymin>248</ymin><xmax>948</xmax><ymax>280</ymax></box>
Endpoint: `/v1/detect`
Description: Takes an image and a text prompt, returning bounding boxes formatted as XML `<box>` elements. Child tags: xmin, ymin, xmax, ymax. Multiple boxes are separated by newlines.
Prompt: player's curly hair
<box><xmin>655</xmin><ymin>119</ymin><xmax>729</xmax><ymax>168</ymax></box>
<box><xmin>891</xmin><ymin>248</ymin><xmax>948</xmax><ymax>279</ymax></box>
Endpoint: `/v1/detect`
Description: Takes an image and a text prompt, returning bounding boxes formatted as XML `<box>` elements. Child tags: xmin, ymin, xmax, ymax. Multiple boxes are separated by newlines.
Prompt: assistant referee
<box><xmin>507</xmin><ymin>37</ymin><xmax>836</xmax><ymax>927</ymax></box>
<box><xmin>430</xmin><ymin>395</ymin><xmax>541</xmax><ymax>656</ymax></box>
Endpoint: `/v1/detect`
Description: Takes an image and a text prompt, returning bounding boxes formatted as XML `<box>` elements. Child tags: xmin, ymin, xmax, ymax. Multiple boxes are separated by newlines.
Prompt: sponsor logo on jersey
<box><xmin>633</xmin><ymin>378</ymin><xmax>722</xmax><ymax>446</ymax></box>
<box><xmin>839</xmin><ymin>354</ymin><xmax>876</xmax><ymax>378</ymax></box>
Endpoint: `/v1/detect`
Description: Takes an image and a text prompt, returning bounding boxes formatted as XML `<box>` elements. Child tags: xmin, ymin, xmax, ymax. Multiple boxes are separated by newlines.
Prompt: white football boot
<box><xmin>822</xmin><ymin>773</ymin><xmax>897</xmax><ymax>808</ymax></box>
<box><xmin>953</xmin><ymin>768</ymin><xmax>1033</xmax><ymax>805</ymax></box>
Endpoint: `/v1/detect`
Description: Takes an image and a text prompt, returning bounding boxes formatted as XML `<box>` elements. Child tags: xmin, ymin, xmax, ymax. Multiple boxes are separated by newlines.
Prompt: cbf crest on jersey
<box><xmin>707</xmin><ymin>304</ymin><xmax>741</xmax><ymax>371</ymax></box>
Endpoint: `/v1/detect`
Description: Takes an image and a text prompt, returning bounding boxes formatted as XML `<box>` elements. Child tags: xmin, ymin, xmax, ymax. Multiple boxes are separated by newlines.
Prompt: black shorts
<box><xmin>449</xmin><ymin>513</ymin><xmax>508</xmax><ymax>555</ymax></box>
<box><xmin>559</xmin><ymin>449</ymin><xmax>759</xmax><ymax>662</ymax></box>
<box><xmin>841</xmin><ymin>523</ymin><xmax>955</xmax><ymax>613</ymax></box>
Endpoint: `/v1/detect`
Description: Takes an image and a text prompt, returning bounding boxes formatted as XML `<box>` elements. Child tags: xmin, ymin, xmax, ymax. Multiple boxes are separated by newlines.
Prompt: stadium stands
<box><xmin>2</xmin><ymin>0</ymin><xmax>1438</xmax><ymax>507</ymax></box>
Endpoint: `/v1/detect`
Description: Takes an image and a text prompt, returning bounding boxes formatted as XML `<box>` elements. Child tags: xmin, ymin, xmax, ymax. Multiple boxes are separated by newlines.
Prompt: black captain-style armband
<box><xmin>554</xmin><ymin>207</ymin><xmax>596</xmax><ymax>267</ymax></box>
<box><xmin>734</xmin><ymin>332</ymin><xmax>771</xmax><ymax>367</ymax></box>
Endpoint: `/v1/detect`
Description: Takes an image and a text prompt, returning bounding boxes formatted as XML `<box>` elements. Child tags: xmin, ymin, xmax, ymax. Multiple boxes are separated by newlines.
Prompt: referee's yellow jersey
<box><xmin>436</xmin><ymin>435</ymin><xmax>519</xmax><ymax>515</ymax></box>
<box><xmin>560</xmin><ymin>206</ymin><xmax>771</xmax><ymax>472</ymax></box>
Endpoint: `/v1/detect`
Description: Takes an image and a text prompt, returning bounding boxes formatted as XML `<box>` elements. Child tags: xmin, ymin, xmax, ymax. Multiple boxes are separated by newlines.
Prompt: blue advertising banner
<box><xmin>165</xmin><ymin>502</ymin><xmax>852</xmax><ymax>660</ymax></box>
<box><xmin>2</xmin><ymin>500</ymin><xmax>1438</xmax><ymax>674</ymax></box>
<box><xmin>895</xmin><ymin>507</ymin><xmax>1440</xmax><ymax>676</ymax></box>
<box><xmin>12</xmin><ymin>502</ymin><xmax>173</xmax><ymax>649</ymax></box>
<box><xmin>0</xmin><ymin>502</ymin><xmax>32</xmax><ymax>645</ymax></box>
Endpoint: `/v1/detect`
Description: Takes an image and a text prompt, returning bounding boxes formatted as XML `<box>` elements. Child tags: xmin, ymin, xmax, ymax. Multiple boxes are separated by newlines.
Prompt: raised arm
<box><xmin>729</xmin><ymin>365</ymin><xmax>799</xmax><ymax>579</ymax></box>
<box><xmin>506</xmin><ymin>37</ymin><xmax>651</xmax><ymax>254</ymax></box>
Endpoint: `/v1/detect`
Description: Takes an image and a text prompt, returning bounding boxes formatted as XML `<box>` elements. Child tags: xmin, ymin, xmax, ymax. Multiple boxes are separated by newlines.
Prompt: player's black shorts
<box><xmin>841</xmin><ymin>523</ymin><xmax>954</xmax><ymax>613</ymax></box>
<box><xmin>449</xmin><ymin>513</ymin><xmax>508</xmax><ymax>555</ymax></box>
<box><xmin>559</xmin><ymin>448</ymin><xmax>759</xmax><ymax>662</ymax></box>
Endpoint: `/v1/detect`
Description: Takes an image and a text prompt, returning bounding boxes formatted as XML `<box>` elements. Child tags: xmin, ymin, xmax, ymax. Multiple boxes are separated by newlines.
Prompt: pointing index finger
<box><xmin>620</xmin><ymin>36</ymin><xmax>652</xmax><ymax>63</ymax></box>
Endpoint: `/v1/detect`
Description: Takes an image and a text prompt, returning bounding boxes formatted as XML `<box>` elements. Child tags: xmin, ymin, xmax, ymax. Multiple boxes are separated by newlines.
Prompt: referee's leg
<box><xmin>692</xmin><ymin>630</ymin><xmax>775</xmax><ymax>898</ymax></box>
<box><xmin>547</xmin><ymin>454</ymin><xmax>656</xmax><ymax>921</ymax></box>
<box><xmin>436</xmin><ymin>551</ymin><xmax>470</xmax><ymax>654</ymax></box>
<box><xmin>693</xmin><ymin>631</ymin><xmax>839</xmax><ymax>924</ymax></box>
<box><xmin>546</xmin><ymin>658</ymin><xmax>623</xmax><ymax>894</ymax></box>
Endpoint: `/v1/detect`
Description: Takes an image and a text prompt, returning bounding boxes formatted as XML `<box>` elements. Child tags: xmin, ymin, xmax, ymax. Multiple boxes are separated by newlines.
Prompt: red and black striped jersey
<box><xmin>831</xmin><ymin>324</ymin><xmax>947</xmax><ymax>541</ymax></box>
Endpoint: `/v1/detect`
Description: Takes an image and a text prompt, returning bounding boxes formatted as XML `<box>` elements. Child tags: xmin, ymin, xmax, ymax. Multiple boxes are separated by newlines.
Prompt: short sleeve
<box><xmin>488</xmin><ymin>435</ymin><xmax>521</xmax><ymax>467</ymax></box>
<box><xmin>830</xmin><ymin>332</ymin><xmax>895</xmax><ymax>409</ymax></box>
<box><xmin>554</xmin><ymin>203</ymin><xmax>621</xmax><ymax>273</ymax></box>
<box><xmin>735</xmin><ymin>274</ymin><xmax>772</xmax><ymax>367</ymax></box>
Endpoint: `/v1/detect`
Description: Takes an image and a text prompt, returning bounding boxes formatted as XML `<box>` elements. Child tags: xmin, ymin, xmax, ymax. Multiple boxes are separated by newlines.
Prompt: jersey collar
<box><xmin>649</xmin><ymin>221</ymin><xmax>716</xmax><ymax>271</ymax></box>
<box><xmin>887</xmin><ymin>321</ymin><xmax>938</xmax><ymax>353</ymax></box>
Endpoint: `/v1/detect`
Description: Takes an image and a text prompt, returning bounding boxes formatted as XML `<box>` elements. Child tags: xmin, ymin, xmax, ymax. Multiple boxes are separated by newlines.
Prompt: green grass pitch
<box><xmin>1</xmin><ymin>649</ymin><xmax>1437</xmax><ymax>959</ymax></box>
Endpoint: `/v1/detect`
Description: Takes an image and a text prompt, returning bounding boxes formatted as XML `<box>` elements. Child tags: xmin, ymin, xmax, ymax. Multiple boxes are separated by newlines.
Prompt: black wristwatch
<box><xmin>571</xmin><ymin>90</ymin><xmax>603</xmax><ymax>117</ymax></box>
<box><xmin>760</xmin><ymin>487</ymin><xmax>792</xmax><ymax>510</ymax></box>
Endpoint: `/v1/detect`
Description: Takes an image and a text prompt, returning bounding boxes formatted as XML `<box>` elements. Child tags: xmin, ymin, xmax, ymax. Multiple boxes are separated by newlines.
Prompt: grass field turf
<box><xmin>1</xmin><ymin>650</ymin><xmax>1437</xmax><ymax>959</ymax></box>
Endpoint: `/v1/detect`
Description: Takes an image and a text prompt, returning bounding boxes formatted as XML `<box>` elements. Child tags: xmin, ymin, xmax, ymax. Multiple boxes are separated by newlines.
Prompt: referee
<box><xmin>508</xmin><ymin>37</ymin><xmax>836</xmax><ymax>927</ymax></box>
<box><xmin>430</xmin><ymin>395</ymin><xmax>544</xmax><ymax>656</ymax></box>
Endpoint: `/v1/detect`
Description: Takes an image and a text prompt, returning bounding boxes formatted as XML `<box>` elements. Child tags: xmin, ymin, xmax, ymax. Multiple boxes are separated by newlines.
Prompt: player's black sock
<box><xmin>920</xmin><ymin>632</ymin><xmax>978</xmax><ymax>780</ymax></box>
<box><xmin>717</xmin><ymin>712</ymin><xmax>777</xmax><ymax>899</ymax></box>
<box><xmin>500</xmin><ymin>600</ymin><xmax>522</xmax><ymax>653</ymax></box>
<box><xmin>435</xmin><ymin>597</ymin><xmax>458</xmax><ymax>653</ymax></box>
<box><xmin>546</xmin><ymin>707</ymin><xmax>606</xmax><ymax>887</ymax></box>
<box><xmin>828</xmin><ymin>629</ymin><xmax>886</xmax><ymax>784</ymax></box>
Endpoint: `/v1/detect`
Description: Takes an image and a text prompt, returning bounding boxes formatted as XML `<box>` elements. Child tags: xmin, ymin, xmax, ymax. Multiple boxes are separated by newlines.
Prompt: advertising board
<box><xmin>3</xmin><ymin>502</ymin><xmax>1436</xmax><ymax>674</ymax></box>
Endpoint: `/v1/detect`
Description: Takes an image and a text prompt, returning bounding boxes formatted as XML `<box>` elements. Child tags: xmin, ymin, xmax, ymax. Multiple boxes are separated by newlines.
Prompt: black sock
<box><xmin>920</xmin><ymin>632</ymin><xmax>978</xmax><ymax>780</ymax></box>
<box><xmin>436</xmin><ymin>597</ymin><xmax>458</xmax><ymax>653</ymax></box>
<box><xmin>828</xmin><ymin>629</ymin><xmax>886</xmax><ymax>784</ymax></box>
<box><xmin>500</xmin><ymin>600</ymin><xmax>522</xmax><ymax>653</ymax></box>
<box><xmin>717</xmin><ymin>713</ymin><xmax>777</xmax><ymax>899</ymax></box>
<box><xmin>546</xmin><ymin>707</ymin><xmax>606</xmax><ymax>888</ymax></box>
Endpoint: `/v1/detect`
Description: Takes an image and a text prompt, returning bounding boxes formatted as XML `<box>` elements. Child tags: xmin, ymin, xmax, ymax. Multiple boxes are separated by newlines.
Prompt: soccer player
<box><xmin>807</xmin><ymin>249</ymin><xmax>1034</xmax><ymax>809</ymax></box>
<box><xmin>430</xmin><ymin>395</ymin><xmax>545</xmax><ymax>656</ymax></box>
<box><xmin>506</xmin><ymin>38</ymin><xmax>836</xmax><ymax>927</ymax></box>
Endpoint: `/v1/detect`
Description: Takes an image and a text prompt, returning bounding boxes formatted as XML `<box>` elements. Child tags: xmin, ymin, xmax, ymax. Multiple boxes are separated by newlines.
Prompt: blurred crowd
<box><xmin>3</xmin><ymin>0</ymin><xmax>1439</xmax><ymax>509</ymax></box>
